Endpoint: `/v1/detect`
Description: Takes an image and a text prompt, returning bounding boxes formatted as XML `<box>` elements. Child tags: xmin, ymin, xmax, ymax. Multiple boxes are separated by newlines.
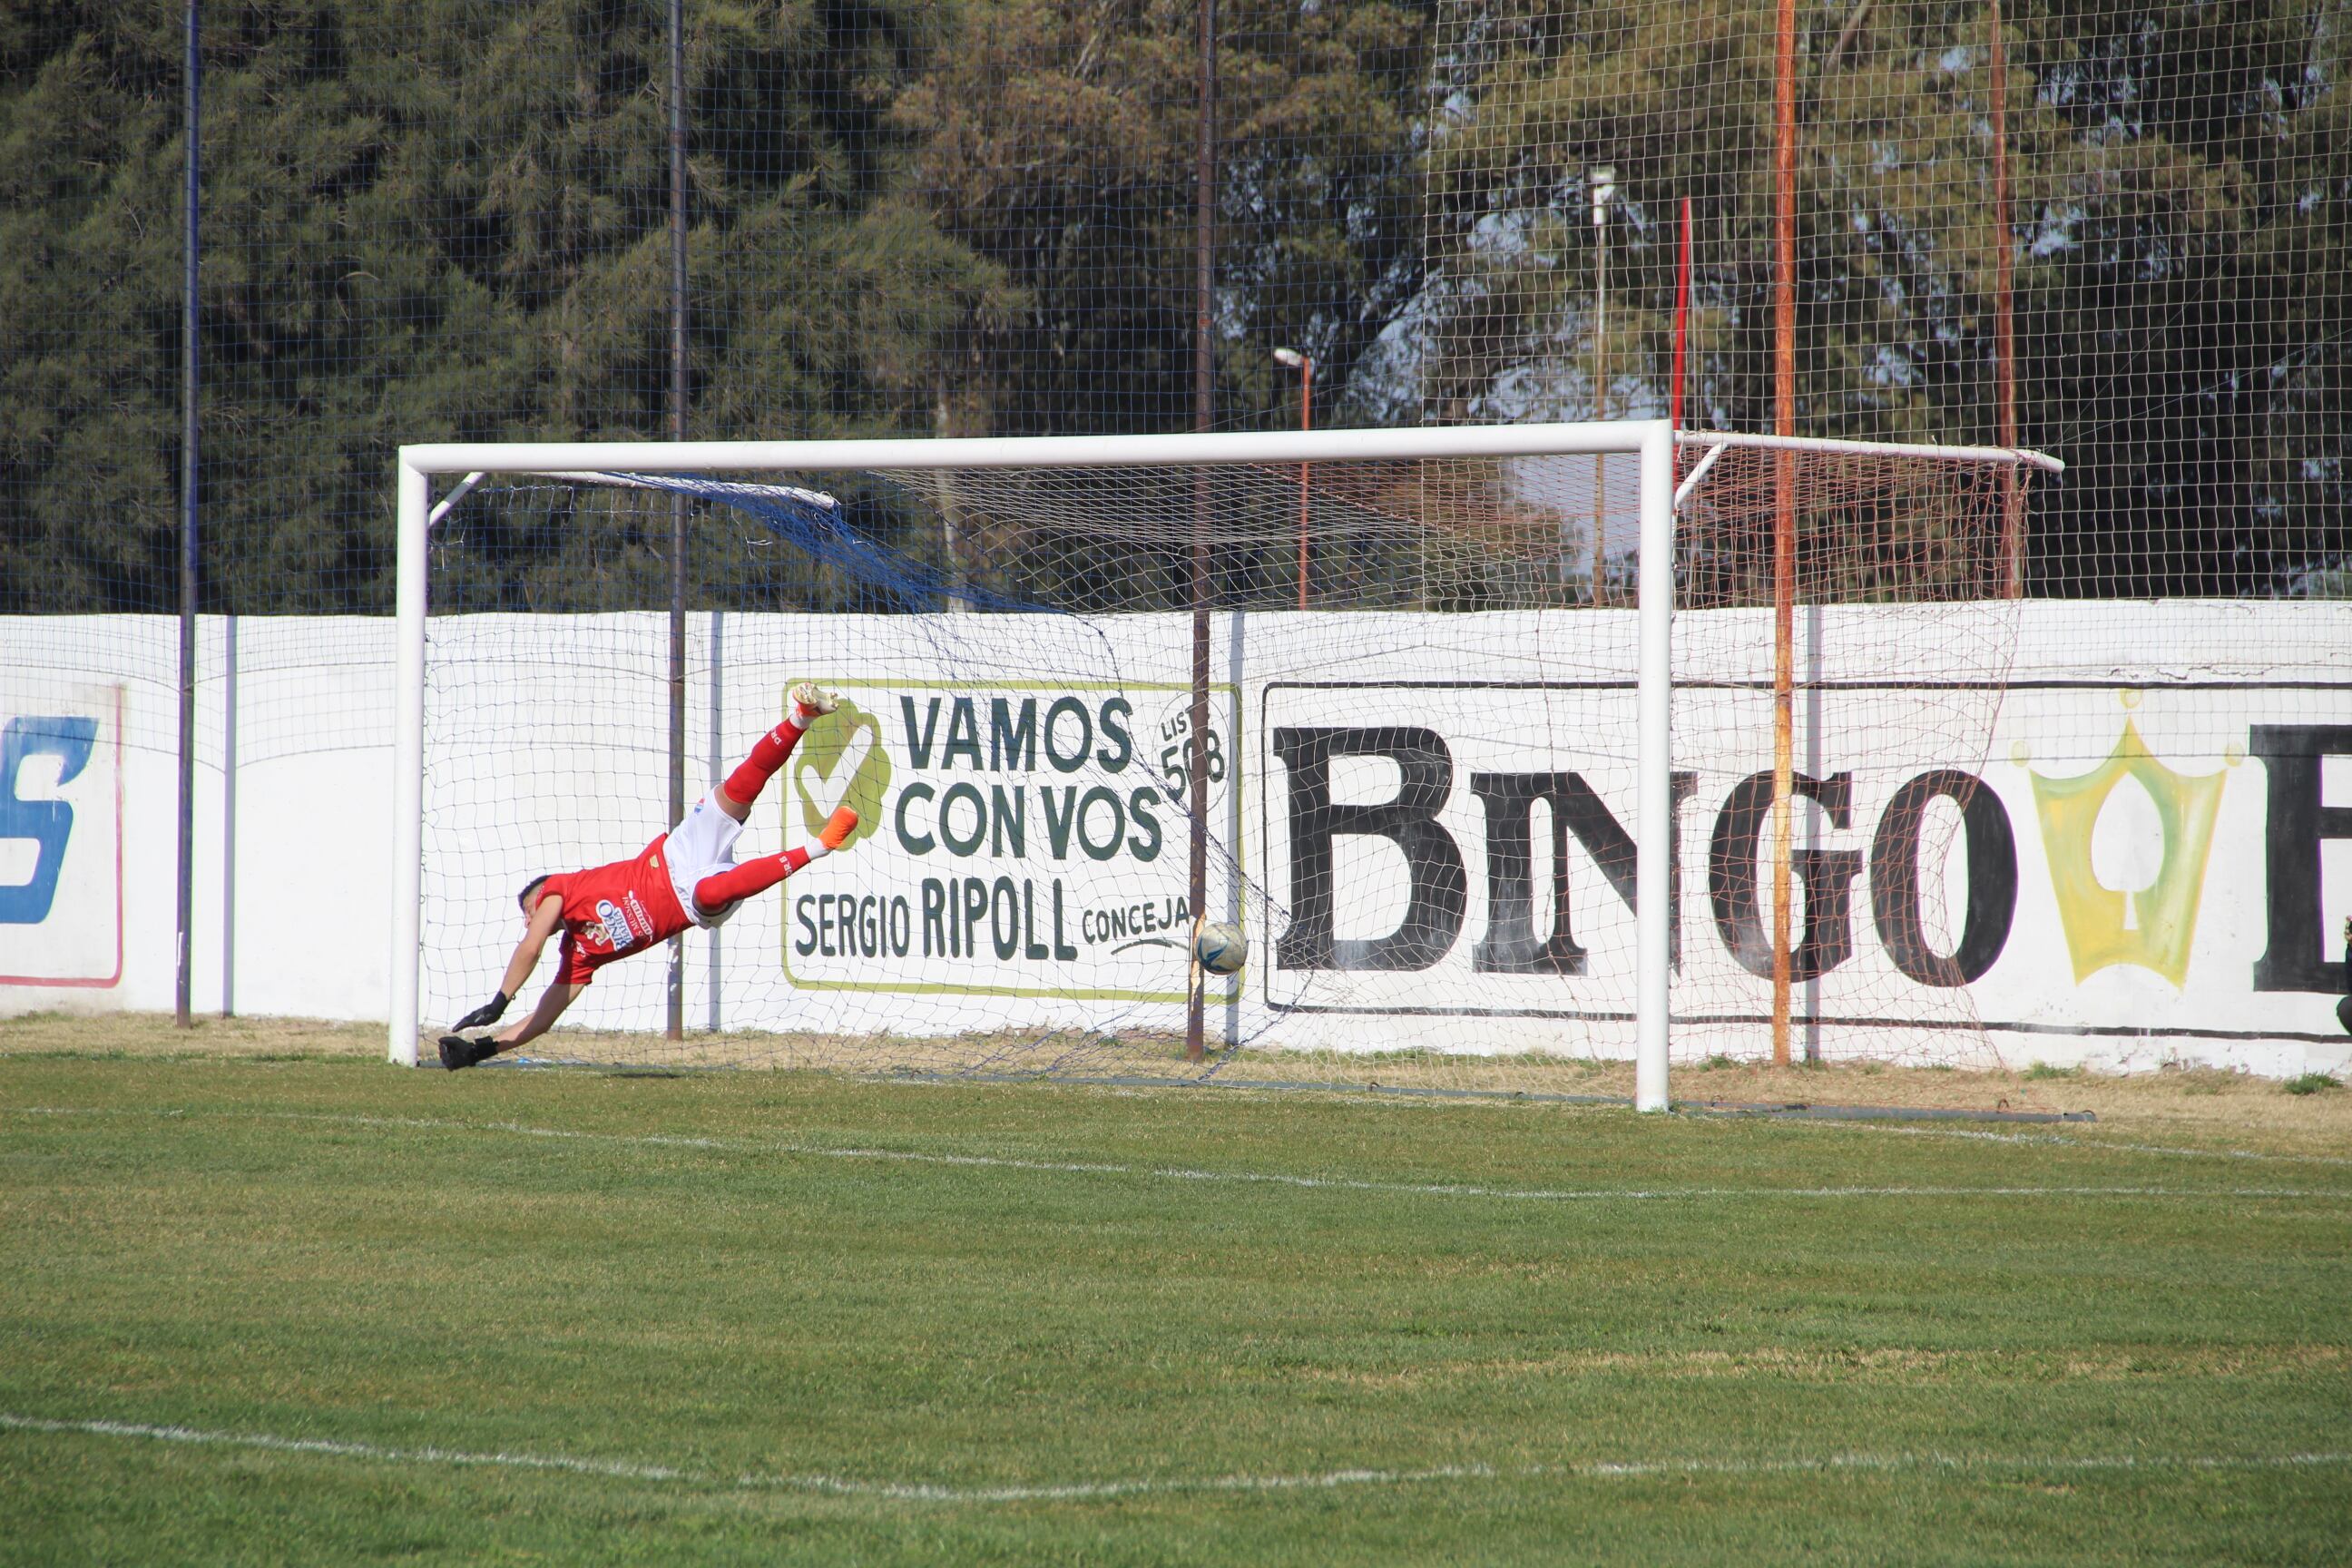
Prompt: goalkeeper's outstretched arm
<box><xmin>438</xmin><ymin>889</ymin><xmax>566</xmax><ymax>1068</ymax></box>
<box><xmin>497</xmin><ymin>891</ymin><xmax>565</xmax><ymax>1004</ymax></box>
<box><xmin>442</xmin><ymin>889</ymin><xmax>564</xmax><ymax>1038</ymax></box>
<box><xmin>496</xmin><ymin>979</ymin><xmax>581</xmax><ymax>1050</ymax></box>
<box><xmin>439</xmin><ymin>975</ymin><xmax>581</xmax><ymax>1071</ymax></box>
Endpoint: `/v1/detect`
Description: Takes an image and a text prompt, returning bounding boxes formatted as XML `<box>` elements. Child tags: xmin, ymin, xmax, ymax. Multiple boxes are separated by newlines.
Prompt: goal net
<box><xmin>395</xmin><ymin>424</ymin><xmax>2052</xmax><ymax>1102</ymax></box>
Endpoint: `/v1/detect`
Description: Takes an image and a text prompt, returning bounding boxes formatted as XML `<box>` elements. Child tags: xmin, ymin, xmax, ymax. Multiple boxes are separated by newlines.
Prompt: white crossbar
<box><xmin>1676</xmin><ymin>428</ymin><xmax>2064</xmax><ymax>474</ymax></box>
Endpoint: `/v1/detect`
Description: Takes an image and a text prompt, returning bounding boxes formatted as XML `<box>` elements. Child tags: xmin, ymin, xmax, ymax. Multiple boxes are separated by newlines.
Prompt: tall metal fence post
<box><xmin>665</xmin><ymin>0</ymin><xmax>690</xmax><ymax>1039</ymax></box>
<box><xmin>175</xmin><ymin>0</ymin><xmax>201</xmax><ymax>1028</ymax></box>
<box><xmin>1185</xmin><ymin>0</ymin><xmax>1218</xmax><ymax>1064</ymax></box>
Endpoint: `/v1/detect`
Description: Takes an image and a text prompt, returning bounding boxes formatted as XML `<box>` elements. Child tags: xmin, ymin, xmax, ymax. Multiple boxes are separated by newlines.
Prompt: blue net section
<box><xmin>559</xmin><ymin>472</ymin><xmax>1055</xmax><ymax>616</ymax></box>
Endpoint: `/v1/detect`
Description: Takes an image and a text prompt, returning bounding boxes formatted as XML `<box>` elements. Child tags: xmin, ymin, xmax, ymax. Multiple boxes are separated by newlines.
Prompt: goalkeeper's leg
<box><xmin>716</xmin><ymin>681</ymin><xmax>838</xmax><ymax>824</ymax></box>
<box><xmin>692</xmin><ymin>807</ymin><xmax>859</xmax><ymax>916</ymax></box>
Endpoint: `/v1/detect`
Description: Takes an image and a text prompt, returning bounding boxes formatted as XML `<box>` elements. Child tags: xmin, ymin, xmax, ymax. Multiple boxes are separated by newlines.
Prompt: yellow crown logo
<box><xmin>2026</xmin><ymin>707</ymin><xmax>2229</xmax><ymax>987</ymax></box>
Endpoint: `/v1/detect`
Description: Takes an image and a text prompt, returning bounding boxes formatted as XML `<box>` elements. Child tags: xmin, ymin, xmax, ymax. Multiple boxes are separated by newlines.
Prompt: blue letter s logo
<box><xmin>0</xmin><ymin>717</ymin><xmax>99</xmax><ymax>926</ymax></box>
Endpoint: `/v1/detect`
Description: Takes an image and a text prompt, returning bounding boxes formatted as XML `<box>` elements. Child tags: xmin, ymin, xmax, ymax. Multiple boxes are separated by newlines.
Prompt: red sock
<box><xmin>693</xmin><ymin>846</ymin><xmax>815</xmax><ymax>911</ymax></box>
<box><xmin>722</xmin><ymin>717</ymin><xmax>806</xmax><ymax>807</ymax></box>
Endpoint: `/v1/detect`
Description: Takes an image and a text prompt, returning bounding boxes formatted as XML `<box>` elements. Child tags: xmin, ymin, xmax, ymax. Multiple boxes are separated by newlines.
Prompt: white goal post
<box><xmin>392</xmin><ymin>421</ymin><xmax>2057</xmax><ymax>1108</ymax></box>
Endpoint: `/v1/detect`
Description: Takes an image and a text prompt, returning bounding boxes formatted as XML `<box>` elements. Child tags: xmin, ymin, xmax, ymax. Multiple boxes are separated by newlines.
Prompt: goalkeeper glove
<box><xmin>439</xmin><ymin>1031</ymin><xmax>500</xmax><ymax>1071</ymax></box>
<box><xmin>789</xmin><ymin>681</ymin><xmax>841</xmax><ymax>719</ymax></box>
<box><xmin>452</xmin><ymin>991</ymin><xmax>509</xmax><ymax>1033</ymax></box>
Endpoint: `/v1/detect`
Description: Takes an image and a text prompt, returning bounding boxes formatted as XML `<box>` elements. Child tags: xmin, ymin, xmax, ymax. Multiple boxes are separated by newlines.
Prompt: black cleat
<box><xmin>438</xmin><ymin>1029</ymin><xmax>500</xmax><ymax>1071</ymax></box>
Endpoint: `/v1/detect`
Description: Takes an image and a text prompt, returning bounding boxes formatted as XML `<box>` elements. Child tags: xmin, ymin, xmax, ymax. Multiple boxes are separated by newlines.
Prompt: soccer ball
<box><xmin>1194</xmin><ymin>922</ymin><xmax>1247</xmax><ymax>975</ymax></box>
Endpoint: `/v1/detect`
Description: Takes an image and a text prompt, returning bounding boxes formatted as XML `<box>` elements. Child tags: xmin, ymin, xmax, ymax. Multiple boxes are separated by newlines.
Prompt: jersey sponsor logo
<box><xmin>593</xmin><ymin>897</ymin><xmax>638</xmax><ymax>951</ymax></box>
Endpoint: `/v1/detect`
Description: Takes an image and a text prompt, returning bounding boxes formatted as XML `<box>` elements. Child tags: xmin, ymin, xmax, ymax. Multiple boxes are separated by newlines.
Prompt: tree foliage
<box><xmin>0</xmin><ymin>0</ymin><xmax>985</xmax><ymax>612</ymax></box>
<box><xmin>1422</xmin><ymin>0</ymin><xmax>2348</xmax><ymax>593</ymax></box>
<box><xmin>0</xmin><ymin>0</ymin><xmax>2341</xmax><ymax>610</ymax></box>
<box><xmin>2013</xmin><ymin>0</ymin><xmax>2349</xmax><ymax>593</ymax></box>
<box><xmin>891</xmin><ymin>0</ymin><xmax>1430</xmax><ymax>436</ymax></box>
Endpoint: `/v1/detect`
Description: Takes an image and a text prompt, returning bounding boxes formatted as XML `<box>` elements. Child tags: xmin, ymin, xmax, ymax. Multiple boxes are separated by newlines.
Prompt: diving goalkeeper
<box><xmin>437</xmin><ymin>681</ymin><xmax>857</xmax><ymax>1070</ymax></box>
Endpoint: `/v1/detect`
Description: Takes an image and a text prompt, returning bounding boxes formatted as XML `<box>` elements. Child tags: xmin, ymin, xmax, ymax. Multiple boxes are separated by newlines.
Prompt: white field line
<box><xmin>0</xmin><ymin>1414</ymin><xmax>684</xmax><ymax>1481</ymax></box>
<box><xmin>5</xmin><ymin>1105</ymin><xmax>2348</xmax><ymax>1204</ymax></box>
<box><xmin>887</xmin><ymin>1067</ymin><xmax>2352</xmax><ymax>1169</ymax></box>
<box><xmin>1790</xmin><ymin>1116</ymin><xmax>2352</xmax><ymax>1170</ymax></box>
<box><xmin>5</xmin><ymin>1412</ymin><xmax>2347</xmax><ymax>1505</ymax></box>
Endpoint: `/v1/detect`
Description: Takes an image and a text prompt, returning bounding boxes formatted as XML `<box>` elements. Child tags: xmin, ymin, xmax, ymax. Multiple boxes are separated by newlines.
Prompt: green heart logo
<box><xmin>792</xmin><ymin>697</ymin><xmax>890</xmax><ymax>850</ymax></box>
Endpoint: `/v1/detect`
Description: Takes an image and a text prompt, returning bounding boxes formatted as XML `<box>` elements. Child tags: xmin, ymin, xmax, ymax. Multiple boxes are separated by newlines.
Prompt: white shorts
<box><xmin>664</xmin><ymin>789</ymin><xmax>749</xmax><ymax>930</ymax></box>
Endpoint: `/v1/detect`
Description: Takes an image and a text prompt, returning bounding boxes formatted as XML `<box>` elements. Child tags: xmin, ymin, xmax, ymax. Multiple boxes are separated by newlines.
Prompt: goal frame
<box><xmin>391</xmin><ymin>422</ymin><xmax>2056</xmax><ymax>1106</ymax></box>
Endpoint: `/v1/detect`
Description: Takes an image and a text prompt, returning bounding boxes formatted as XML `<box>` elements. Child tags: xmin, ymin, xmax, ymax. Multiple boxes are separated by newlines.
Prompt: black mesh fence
<box><xmin>1</xmin><ymin>0</ymin><xmax>2346</xmax><ymax>614</ymax></box>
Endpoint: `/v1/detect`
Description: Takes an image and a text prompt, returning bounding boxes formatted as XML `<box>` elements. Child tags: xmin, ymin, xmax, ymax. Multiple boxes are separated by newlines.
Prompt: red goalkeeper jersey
<box><xmin>538</xmin><ymin>836</ymin><xmax>691</xmax><ymax>985</ymax></box>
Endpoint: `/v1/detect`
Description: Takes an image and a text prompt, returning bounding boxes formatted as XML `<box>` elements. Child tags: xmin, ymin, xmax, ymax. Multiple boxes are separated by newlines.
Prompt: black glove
<box><xmin>452</xmin><ymin>991</ymin><xmax>510</xmax><ymax>1033</ymax></box>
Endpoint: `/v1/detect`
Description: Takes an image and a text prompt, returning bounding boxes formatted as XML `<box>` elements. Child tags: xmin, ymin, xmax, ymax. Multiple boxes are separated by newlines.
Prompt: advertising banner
<box><xmin>1251</xmin><ymin>671</ymin><xmax>2351</xmax><ymax>1061</ymax></box>
<box><xmin>779</xmin><ymin>677</ymin><xmax>1240</xmax><ymax>1008</ymax></box>
<box><xmin>0</xmin><ymin>686</ymin><xmax>124</xmax><ymax>989</ymax></box>
<box><xmin>2</xmin><ymin>605</ymin><xmax>2346</xmax><ymax>1073</ymax></box>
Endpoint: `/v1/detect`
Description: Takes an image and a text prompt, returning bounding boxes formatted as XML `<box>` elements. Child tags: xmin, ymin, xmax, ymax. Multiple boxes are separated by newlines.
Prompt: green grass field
<box><xmin>4</xmin><ymin>1041</ymin><xmax>2349</xmax><ymax>1563</ymax></box>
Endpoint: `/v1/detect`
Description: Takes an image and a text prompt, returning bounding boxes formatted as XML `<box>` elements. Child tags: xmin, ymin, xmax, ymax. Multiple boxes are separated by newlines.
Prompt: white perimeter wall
<box><xmin>2</xmin><ymin>603</ymin><xmax>2346</xmax><ymax>1075</ymax></box>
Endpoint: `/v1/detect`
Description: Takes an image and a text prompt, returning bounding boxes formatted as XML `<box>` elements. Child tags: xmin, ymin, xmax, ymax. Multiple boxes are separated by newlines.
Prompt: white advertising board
<box><xmin>776</xmin><ymin>678</ymin><xmax>1240</xmax><ymax>1009</ymax></box>
<box><xmin>1250</xmin><ymin>672</ymin><xmax>2349</xmax><ymax>1066</ymax></box>
<box><xmin>3</xmin><ymin>604</ymin><xmax>2347</xmax><ymax>1074</ymax></box>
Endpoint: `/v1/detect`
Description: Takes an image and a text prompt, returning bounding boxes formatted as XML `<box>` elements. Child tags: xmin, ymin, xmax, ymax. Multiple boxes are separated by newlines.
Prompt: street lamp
<box><xmin>1589</xmin><ymin>163</ymin><xmax>1617</xmax><ymax>605</ymax></box>
<box><xmin>1274</xmin><ymin>348</ymin><xmax>1314</xmax><ymax>610</ymax></box>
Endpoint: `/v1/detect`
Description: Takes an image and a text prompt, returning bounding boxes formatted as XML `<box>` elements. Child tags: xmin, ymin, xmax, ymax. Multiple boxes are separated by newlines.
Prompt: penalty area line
<box><xmin>5</xmin><ymin>1413</ymin><xmax>2348</xmax><ymax>1506</ymax></box>
<box><xmin>1791</xmin><ymin>1115</ymin><xmax>2352</xmax><ymax>1170</ymax></box>
<box><xmin>5</xmin><ymin>1105</ymin><xmax>2349</xmax><ymax>1204</ymax></box>
<box><xmin>0</xmin><ymin>1414</ymin><xmax>684</xmax><ymax>1482</ymax></box>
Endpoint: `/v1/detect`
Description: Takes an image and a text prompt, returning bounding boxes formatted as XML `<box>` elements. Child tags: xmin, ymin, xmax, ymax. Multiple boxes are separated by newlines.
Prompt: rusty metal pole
<box><xmin>1671</xmin><ymin>197</ymin><xmax>1691</xmax><ymax>436</ymax></box>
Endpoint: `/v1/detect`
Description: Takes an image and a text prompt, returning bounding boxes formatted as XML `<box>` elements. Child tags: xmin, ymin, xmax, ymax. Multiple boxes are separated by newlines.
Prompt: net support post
<box><xmin>390</xmin><ymin>456</ymin><xmax>428</xmax><ymax>1065</ymax></box>
<box><xmin>1635</xmin><ymin>420</ymin><xmax>1674</xmax><ymax>1112</ymax></box>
